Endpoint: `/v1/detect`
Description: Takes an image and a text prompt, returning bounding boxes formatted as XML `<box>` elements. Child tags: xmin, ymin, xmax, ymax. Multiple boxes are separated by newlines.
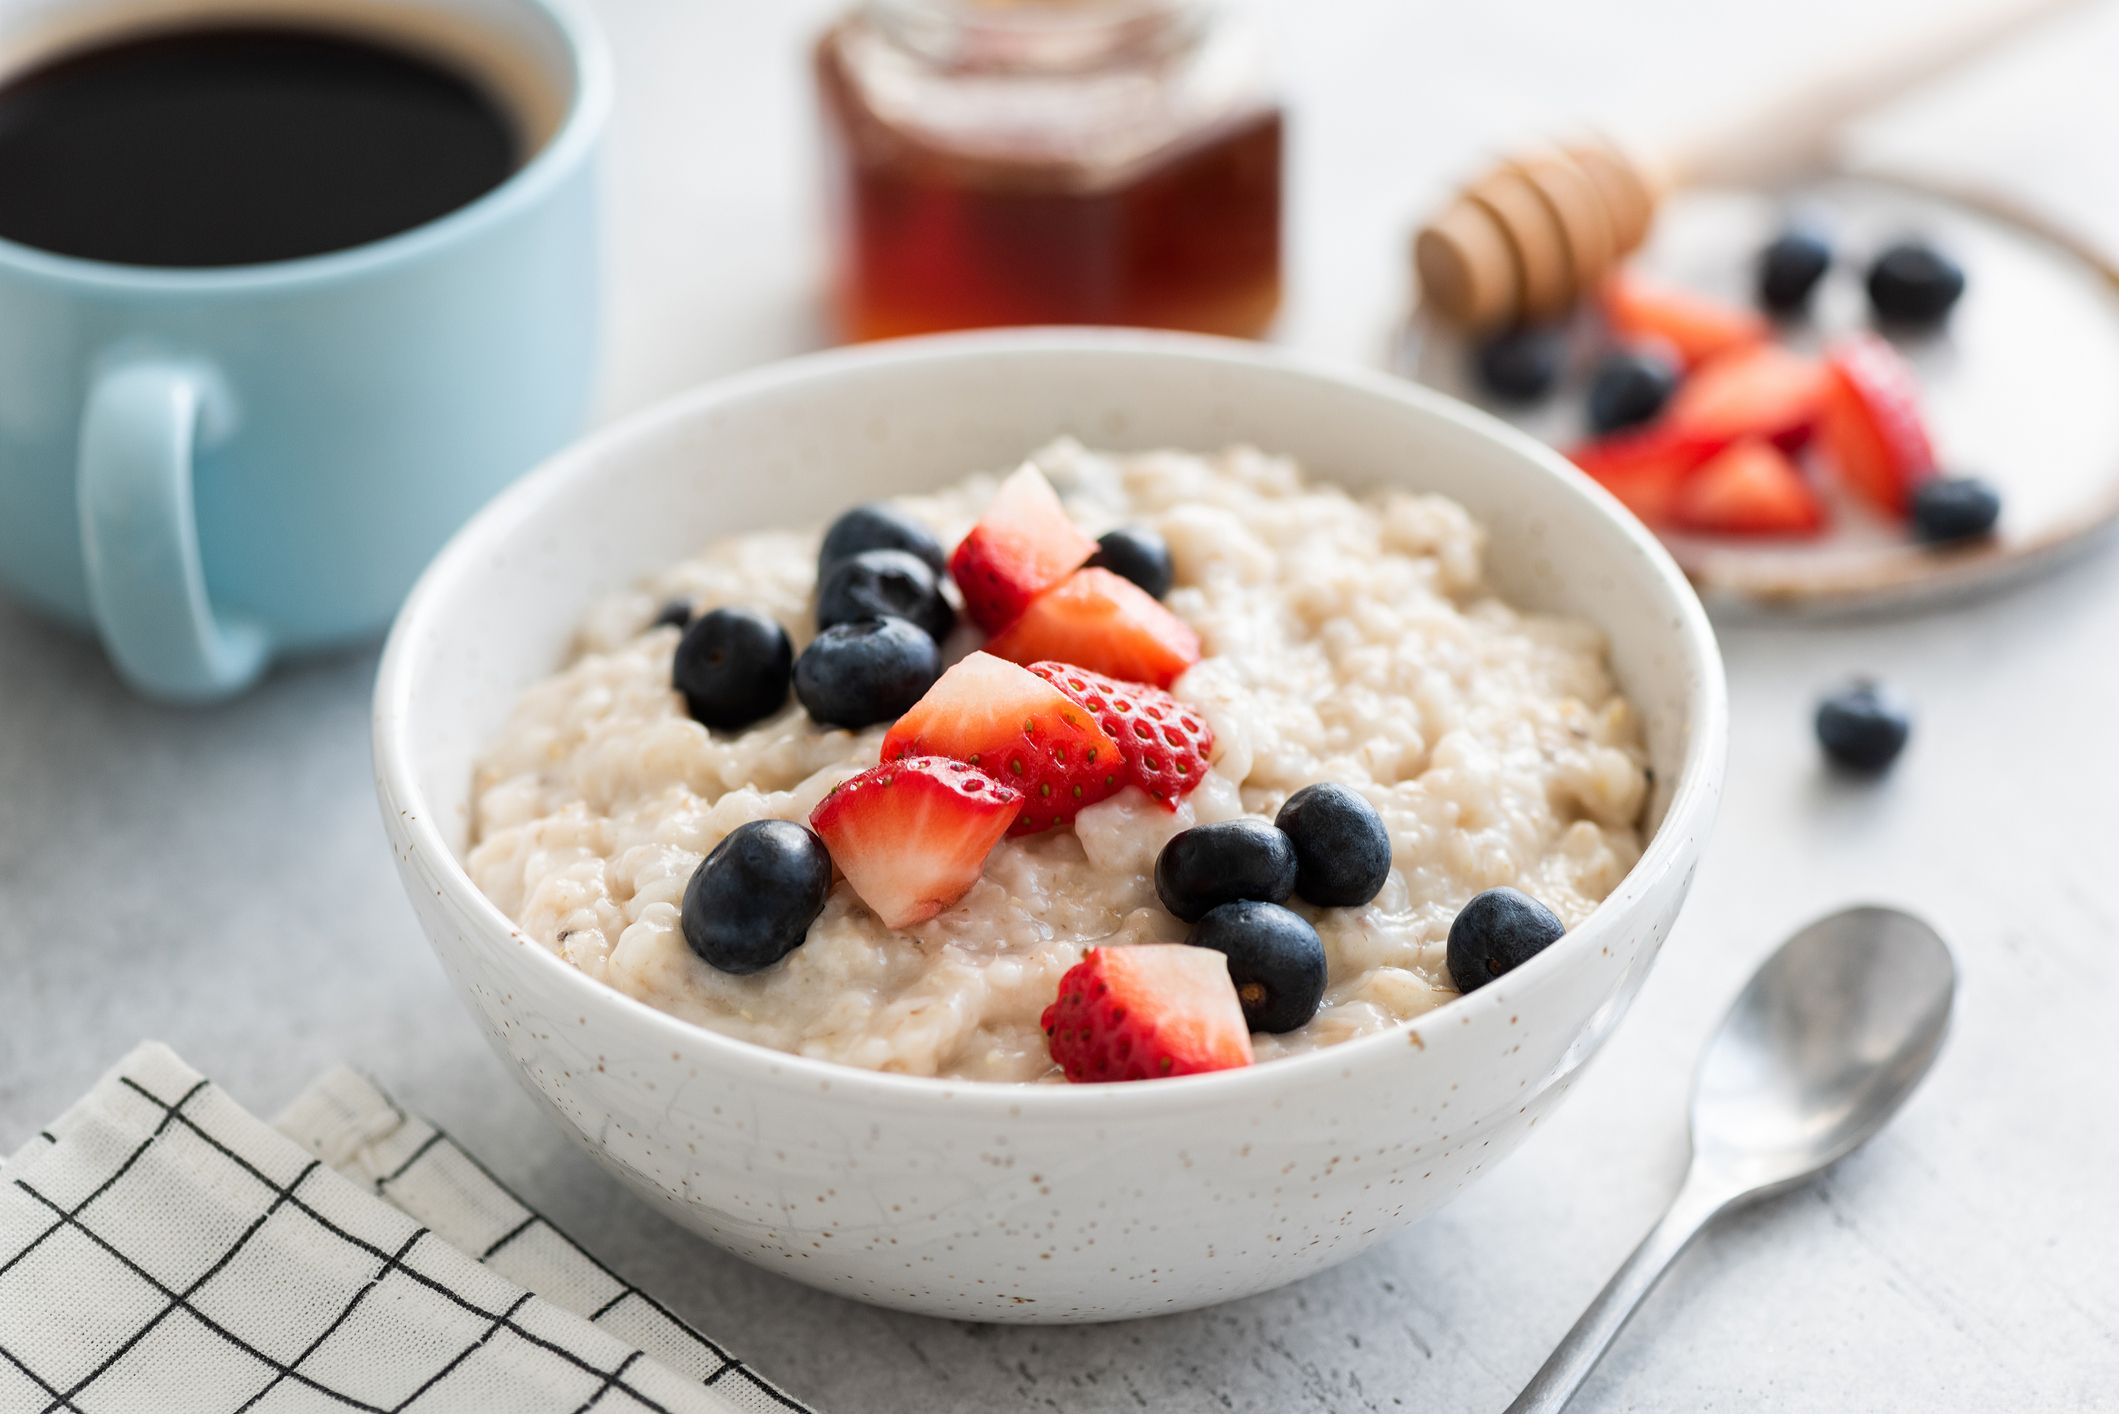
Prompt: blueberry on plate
<box><xmin>1154</xmin><ymin>818</ymin><xmax>1299</xmax><ymax>924</ymax></box>
<box><xmin>1909</xmin><ymin>476</ymin><xmax>2001</xmax><ymax>545</ymax></box>
<box><xmin>1274</xmin><ymin>783</ymin><xmax>1391</xmax><ymax>907</ymax></box>
<box><xmin>1815</xmin><ymin>680</ymin><xmax>1912</xmax><ymax>774</ymax></box>
<box><xmin>673</xmin><ymin>607</ymin><xmax>792</xmax><ymax>731</ymax></box>
<box><xmin>817</xmin><ymin>548</ymin><xmax>956</xmax><ymax>643</ymax></box>
<box><xmin>1474</xmin><ymin>325</ymin><xmax>1566</xmax><ymax>403</ymax></box>
<box><xmin>651</xmin><ymin>597</ymin><xmax>693</xmax><ymax>630</ymax></box>
<box><xmin>1446</xmin><ymin>887</ymin><xmax>1566</xmax><ymax>994</ymax></box>
<box><xmin>1586</xmin><ymin>347</ymin><xmax>1680</xmax><ymax>434</ymax></box>
<box><xmin>1087</xmin><ymin>527</ymin><xmax>1175</xmax><ymax>600</ymax></box>
<box><xmin>793</xmin><ymin>616</ymin><xmax>940</xmax><ymax>729</ymax></box>
<box><xmin>819</xmin><ymin>503</ymin><xmax>946</xmax><ymax>578</ymax></box>
<box><xmin>1867</xmin><ymin>239</ymin><xmax>1965</xmax><ymax>325</ymax></box>
<box><xmin>681</xmin><ymin>819</ymin><xmax>834</xmax><ymax>974</ymax></box>
<box><xmin>1188</xmin><ymin>899</ymin><xmax>1328</xmax><ymax>1033</ymax></box>
<box><xmin>1757</xmin><ymin>225</ymin><xmax>1832</xmax><ymax>314</ymax></box>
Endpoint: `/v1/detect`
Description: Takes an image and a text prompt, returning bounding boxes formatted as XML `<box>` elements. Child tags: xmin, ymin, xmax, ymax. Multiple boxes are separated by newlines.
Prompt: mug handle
<box><xmin>76</xmin><ymin>358</ymin><xmax>269</xmax><ymax>702</ymax></box>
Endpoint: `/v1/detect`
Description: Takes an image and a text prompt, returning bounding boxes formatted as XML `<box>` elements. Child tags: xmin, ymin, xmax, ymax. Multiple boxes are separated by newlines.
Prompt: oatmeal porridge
<box><xmin>467</xmin><ymin>441</ymin><xmax>1649</xmax><ymax>1082</ymax></box>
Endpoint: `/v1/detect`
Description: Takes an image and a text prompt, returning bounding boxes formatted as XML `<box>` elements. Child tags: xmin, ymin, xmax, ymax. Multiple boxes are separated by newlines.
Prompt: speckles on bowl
<box><xmin>378</xmin><ymin>335</ymin><xmax>1722</xmax><ymax>1322</ymax></box>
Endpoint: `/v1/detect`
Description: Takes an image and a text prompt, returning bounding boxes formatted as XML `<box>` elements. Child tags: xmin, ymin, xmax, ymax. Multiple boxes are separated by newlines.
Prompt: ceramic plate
<box><xmin>1401</xmin><ymin>172</ymin><xmax>2119</xmax><ymax>615</ymax></box>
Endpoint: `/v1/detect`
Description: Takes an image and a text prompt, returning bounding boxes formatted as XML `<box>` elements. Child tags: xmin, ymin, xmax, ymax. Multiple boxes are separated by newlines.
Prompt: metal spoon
<box><xmin>1505</xmin><ymin>904</ymin><xmax>1956</xmax><ymax>1414</ymax></box>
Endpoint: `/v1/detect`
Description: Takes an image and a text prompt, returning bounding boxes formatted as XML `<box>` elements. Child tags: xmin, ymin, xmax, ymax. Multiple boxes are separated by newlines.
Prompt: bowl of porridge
<box><xmin>374</xmin><ymin>330</ymin><xmax>1725</xmax><ymax>1322</ymax></box>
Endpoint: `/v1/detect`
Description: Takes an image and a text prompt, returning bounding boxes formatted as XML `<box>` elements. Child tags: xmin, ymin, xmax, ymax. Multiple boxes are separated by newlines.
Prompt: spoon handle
<box><xmin>1503</xmin><ymin>1175</ymin><xmax>1728</xmax><ymax>1414</ymax></box>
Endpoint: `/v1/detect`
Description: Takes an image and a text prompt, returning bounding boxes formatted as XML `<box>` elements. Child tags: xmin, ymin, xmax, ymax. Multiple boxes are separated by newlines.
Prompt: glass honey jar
<box><xmin>815</xmin><ymin>0</ymin><xmax>1284</xmax><ymax>342</ymax></box>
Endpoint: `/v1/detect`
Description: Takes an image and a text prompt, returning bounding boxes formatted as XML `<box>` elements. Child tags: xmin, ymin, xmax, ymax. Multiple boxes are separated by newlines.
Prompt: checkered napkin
<box><xmin>0</xmin><ymin>1044</ymin><xmax>812</xmax><ymax>1414</ymax></box>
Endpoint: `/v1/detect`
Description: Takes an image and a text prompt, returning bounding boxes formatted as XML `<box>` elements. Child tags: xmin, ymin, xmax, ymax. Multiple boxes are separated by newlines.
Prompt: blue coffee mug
<box><xmin>0</xmin><ymin>0</ymin><xmax>606</xmax><ymax>702</ymax></box>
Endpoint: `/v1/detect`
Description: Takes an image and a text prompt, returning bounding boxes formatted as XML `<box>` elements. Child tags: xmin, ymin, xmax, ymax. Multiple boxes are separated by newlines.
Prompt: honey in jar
<box><xmin>816</xmin><ymin>0</ymin><xmax>1284</xmax><ymax>341</ymax></box>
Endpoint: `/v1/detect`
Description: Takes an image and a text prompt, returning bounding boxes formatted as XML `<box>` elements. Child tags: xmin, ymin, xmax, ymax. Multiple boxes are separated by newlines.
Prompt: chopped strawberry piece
<box><xmin>881</xmin><ymin>652</ymin><xmax>1123</xmax><ymax>835</ymax></box>
<box><xmin>808</xmin><ymin>756</ymin><xmax>1021</xmax><ymax>929</ymax></box>
<box><xmin>1568</xmin><ymin>427</ymin><xmax>1724</xmax><ymax>528</ymax></box>
<box><xmin>1027</xmin><ymin>662</ymin><xmax>1213</xmax><ymax>809</ymax></box>
<box><xmin>1672</xmin><ymin>437</ymin><xmax>1827</xmax><ymax>537</ymax></box>
<box><xmin>1816</xmin><ymin>335</ymin><xmax>1937</xmax><ymax>517</ymax></box>
<box><xmin>949</xmin><ymin>464</ymin><xmax>1098</xmax><ymax>632</ymax></box>
<box><xmin>1601</xmin><ymin>271</ymin><xmax>1769</xmax><ymax>369</ymax></box>
<box><xmin>1666</xmin><ymin>343</ymin><xmax>1828</xmax><ymax>451</ymax></box>
<box><xmin>1042</xmin><ymin>945</ymin><xmax>1254</xmax><ymax>1082</ymax></box>
<box><xmin>986</xmin><ymin>568</ymin><xmax>1201</xmax><ymax>688</ymax></box>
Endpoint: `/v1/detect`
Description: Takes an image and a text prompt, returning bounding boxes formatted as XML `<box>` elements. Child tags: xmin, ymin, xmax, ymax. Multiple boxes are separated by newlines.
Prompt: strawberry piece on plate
<box><xmin>1028</xmin><ymin>661</ymin><xmax>1214</xmax><ymax>809</ymax></box>
<box><xmin>1601</xmin><ymin>271</ymin><xmax>1769</xmax><ymax>369</ymax></box>
<box><xmin>809</xmin><ymin>756</ymin><xmax>1022</xmax><ymax>929</ymax></box>
<box><xmin>1042</xmin><ymin>944</ymin><xmax>1255</xmax><ymax>1082</ymax></box>
<box><xmin>1672</xmin><ymin>437</ymin><xmax>1827</xmax><ymax>537</ymax></box>
<box><xmin>1816</xmin><ymin>334</ymin><xmax>1938</xmax><ymax>518</ymax></box>
<box><xmin>986</xmin><ymin>567</ymin><xmax>1201</xmax><ymax>687</ymax></box>
<box><xmin>882</xmin><ymin>651</ymin><xmax>1123</xmax><ymax>834</ymax></box>
<box><xmin>1666</xmin><ymin>343</ymin><xmax>1828</xmax><ymax>451</ymax></box>
<box><xmin>949</xmin><ymin>464</ymin><xmax>1098</xmax><ymax>633</ymax></box>
<box><xmin>1569</xmin><ymin>427</ymin><xmax>1724</xmax><ymax>528</ymax></box>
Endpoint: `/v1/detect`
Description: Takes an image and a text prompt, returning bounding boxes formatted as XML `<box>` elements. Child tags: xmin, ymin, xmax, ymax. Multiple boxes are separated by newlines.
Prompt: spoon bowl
<box><xmin>1506</xmin><ymin>904</ymin><xmax>1956</xmax><ymax>1413</ymax></box>
<box><xmin>1692</xmin><ymin>905</ymin><xmax>1956</xmax><ymax>1197</ymax></box>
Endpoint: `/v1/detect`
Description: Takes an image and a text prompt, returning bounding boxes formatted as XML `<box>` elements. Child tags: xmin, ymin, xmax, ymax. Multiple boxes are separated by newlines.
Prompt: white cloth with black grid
<box><xmin>0</xmin><ymin>1043</ymin><xmax>812</xmax><ymax>1413</ymax></box>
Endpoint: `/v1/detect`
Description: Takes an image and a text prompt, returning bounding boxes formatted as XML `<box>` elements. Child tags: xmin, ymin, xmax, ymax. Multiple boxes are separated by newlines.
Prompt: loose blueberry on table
<box><xmin>672</xmin><ymin>606</ymin><xmax>793</xmax><ymax>730</ymax></box>
<box><xmin>1154</xmin><ymin>818</ymin><xmax>1299</xmax><ymax>923</ymax></box>
<box><xmin>792</xmin><ymin>616</ymin><xmax>940</xmax><ymax>729</ymax></box>
<box><xmin>1446</xmin><ymin>886</ymin><xmax>1567</xmax><ymax>994</ymax></box>
<box><xmin>681</xmin><ymin>819</ymin><xmax>833</xmax><ymax>974</ymax></box>
<box><xmin>816</xmin><ymin>546</ymin><xmax>956</xmax><ymax>643</ymax></box>
<box><xmin>1086</xmin><ymin>526</ymin><xmax>1175</xmax><ymax>600</ymax></box>
<box><xmin>1815</xmin><ymin>680</ymin><xmax>1912</xmax><ymax>774</ymax></box>
<box><xmin>1186</xmin><ymin>899</ymin><xmax>1328</xmax><ymax>1034</ymax></box>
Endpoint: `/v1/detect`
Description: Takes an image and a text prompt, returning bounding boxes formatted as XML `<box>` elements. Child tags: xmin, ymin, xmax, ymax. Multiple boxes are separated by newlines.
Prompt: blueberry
<box><xmin>1757</xmin><ymin>226</ymin><xmax>1832</xmax><ymax>314</ymax></box>
<box><xmin>1154</xmin><ymin>818</ymin><xmax>1299</xmax><ymax>924</ymax></box>
<box><xmin>1087</xmin><ymin>527</ymin><xmax>1175</xmax><ymax>600</ymax></box>
<box><xmin>1586</xmin><ymin>347</ymin><xmax>1680</xmax><ymax>434</ymax></box>
<box><xmin>1274</xmin><ymin>783</ymin><xmax>1391</xmax><ymax>907</ymax></box>
<box><xmin>819</xmin><ymin>503</ymin><xmax>946</xmax><ymax>578</ymax></box>
<box><xmin>817</xmin><ymin>548</ymin><xmax>955</xmax><ymax>643</ymax></box>
<box><xmin>1446</xmin><ymin>887</ymin><xmax>1566</xmax><ymax>994</ymax></box>
<box><xmin>1815</xmin><ymin>680</ymin><xmax>1911</xmax><ymax>774</ymax></box>
<box><xmin>1474</xmin><ymin>326</ymin><xmax>1566</xmax><ymax>403</ymax></box>
<box><xmin>651</xmin><ymin>597</ymin><xmax>693</xmax><ymax>630</ymax></box>
<box><xmin>681</xmin><ymin>819</ymin><xmax>833</xmax><ymax>974</ymax></box>
<box><xmin>673</xmin><ymin>607</ymin><xmax>792</xmax><ymax>731</ymax></box>
<box><xmin>793</xmin><ymin>616</ymin><xmax>940</xmax><ymax>729</ymax></box>
<box><xmin>1188</xmin><ymin>900</ymin><xmax>1327</xmax><ymax>1033</ymax></box>
<box><xmin>1909</xmin><ymin>476</ymin><xmax>2001</xmax><ymax>544</ymax></box>
<box><xmin>1867</xmin><ymin>240</ymin><xmax>1965</xmax><ymax>325</ymax></box>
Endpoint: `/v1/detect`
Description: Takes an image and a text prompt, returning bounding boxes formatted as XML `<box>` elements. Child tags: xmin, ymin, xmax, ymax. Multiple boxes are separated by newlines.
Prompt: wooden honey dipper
<box><xmin>1414</xmin><ymin>0</ymin><xmax>2090</xmax><ymax>331</ymax></box>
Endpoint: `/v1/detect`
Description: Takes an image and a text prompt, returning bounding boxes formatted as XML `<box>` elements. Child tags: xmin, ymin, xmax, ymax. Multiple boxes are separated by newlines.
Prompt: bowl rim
<box><xmin>374</xmin><ymin>327</ymin><xmax>1727</xmax><ymax>1117</ymax></box>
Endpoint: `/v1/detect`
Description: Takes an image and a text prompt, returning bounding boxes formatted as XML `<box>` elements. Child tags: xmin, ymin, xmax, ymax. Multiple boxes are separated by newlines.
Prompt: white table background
<box><xmin>6</xmin><ymin>2</ymin><xmax>2119</xmax><ymax>1409</ymax></box>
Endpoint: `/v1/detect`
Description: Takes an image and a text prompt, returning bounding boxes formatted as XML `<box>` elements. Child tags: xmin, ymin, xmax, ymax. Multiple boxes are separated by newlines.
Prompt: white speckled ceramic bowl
<box><xmin>374</xmin><ymin>331</ymin><xmax>1725</xmax><ymax>1323</ymax></box>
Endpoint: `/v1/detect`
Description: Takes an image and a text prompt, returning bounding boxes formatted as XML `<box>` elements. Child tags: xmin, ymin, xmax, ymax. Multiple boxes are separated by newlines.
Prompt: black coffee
<box><xmin>0</xmin><ymin>24</ymin><xmax>519</xmax><ymax>267</ymax></box>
